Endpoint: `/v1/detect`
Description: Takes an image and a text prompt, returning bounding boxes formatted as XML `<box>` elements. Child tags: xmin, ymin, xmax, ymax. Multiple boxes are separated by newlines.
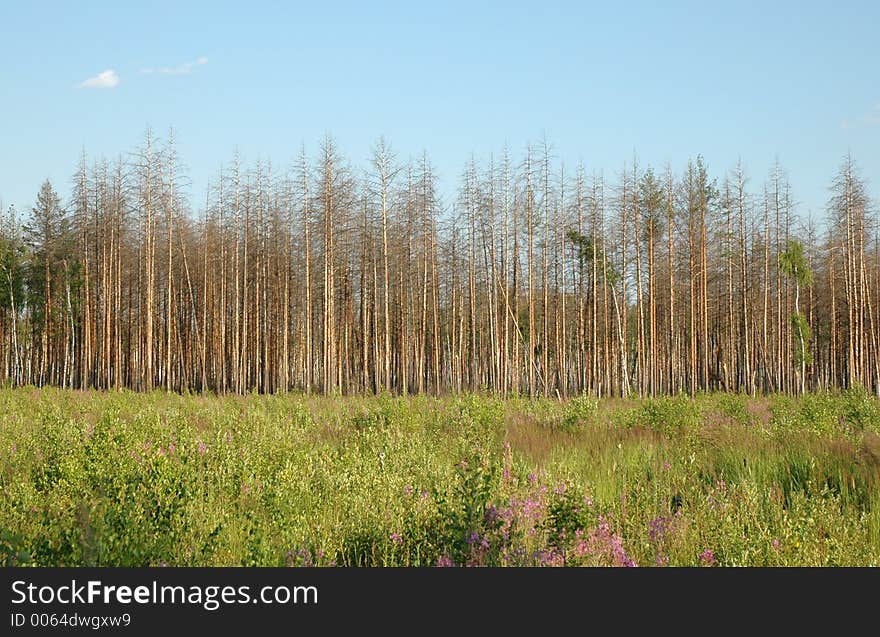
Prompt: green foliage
<box><xmin>634</xmin><ymin>394</ymin><xmax>702</xmax><ymax>437</ymax></box>
<box><xmin>557</xmin><ymin>394</ymin><xmax>599</xmax><ymax>432</ymax></box>
<box><xmin>0</xmin><ymin>232</ymin><xmax>26</xmax><ymax>311</ymax></box>
<box><xmin>566</xmin><ymin>229</ymin><xmax>594</xmax><ymax>266</ymax></box>
<box><xmin>0</xmin><ymin>528</ymin><xmax>32</xmax><ymax>566</ymax></box>
<box><xmin>840</xmin><ymin>385</ymin><xmax>880</xmax><ymax>432</ymax></box>
<box><xmin>638</xmin><ymin>167</ymin><xmax>666</xmax><ymax>241</ymax></box>
<box><xmin>566</xmin><ymin>230</ymin><xmax>618</xmax><ymax>283</ymax></box>
<box><xmin>545</xmin><ymin>480</ymin><xmax>595</xmax><ymax>546</ymax></box>
<box><xmin>0</xmin><ymin>389</ymin><xmax>878</xmax><ymax>567</ymax></box>
<box><xmin>779</xmin><ymin>240</ymin><xmax>813</xmax><ymax>288</ymax></box>
<box><xmin>434</xmin><ymin>444</ymin><xmax>499</xmax><ymax>565</ymax></box>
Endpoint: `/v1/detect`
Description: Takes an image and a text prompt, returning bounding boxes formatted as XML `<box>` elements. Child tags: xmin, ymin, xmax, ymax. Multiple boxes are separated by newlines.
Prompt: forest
<box><xmin>3</xmin><ymin>134</ymin><xmax>880</xmax><ymax>569</ymax></box>
<box><xmin>1</xmin><ymin>130</ymin><xmax>877</xmax><ymax>397</ymax></box>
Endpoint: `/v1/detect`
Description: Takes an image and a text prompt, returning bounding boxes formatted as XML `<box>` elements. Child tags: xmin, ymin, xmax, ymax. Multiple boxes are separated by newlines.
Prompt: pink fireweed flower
<box><xmin>573</xmin><ymin>517</ymin><xmax>637</xmax><ymax>567</ymax></box>
<box><xmin>535</xmin><ymin>549</ymin><xmax>565</xmax><ymax>567</ymax></box>
<box><xmin>648</xmin><ymin>516</ymin><xmax>671</xmax><ymax>544</ymax></box>
<box><xmin>771</xmin><ymin>538</ymin><xmax>781</xmax><ymax>550</ymax></box>
<box><xmin>699</xmin><ymin>549</ymin><xmax>717</xmax><ymax>566</ymax></box>
<box><xmin>198</xmin><ymin>441</ymin><xmax>208</xmax><ymax>455</ymax></box>
<box><xmin>390</xmin><ymin>532</ymin><xmax>403</xmax><ymax>544</ymax></box>
<box><xmin>436</xmin><ymin>555</ymin><xmax>454</xmax><ymax>567</ymax></box>
<box><xmin>521</xmin><ymin>497</ymin><xmax>544</xmax><ymax>521</ymax></box>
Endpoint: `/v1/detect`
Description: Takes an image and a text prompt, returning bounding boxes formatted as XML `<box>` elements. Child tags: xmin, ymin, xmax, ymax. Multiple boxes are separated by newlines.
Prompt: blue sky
<box><xmin>1</xmin><ymin>1</ymin><xmax>877</xmax><ymax>221</ymax></box>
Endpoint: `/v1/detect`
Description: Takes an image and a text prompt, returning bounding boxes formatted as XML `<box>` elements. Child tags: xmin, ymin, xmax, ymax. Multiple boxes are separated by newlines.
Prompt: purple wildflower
<box><xmin>198</xmin><ymin>441</ymin><xmax>208</xmax><ymax>455</ymax></box>
<box><xmin>535</xmin><ymin>549</ymin><xmax>565</xmax><ymax>567</ymax></box>
<box><xmin>771</xmin><ymin>538</ymin><xmax>781</xmax><ymax>551</ymax></box>
<box><xmin>287</xmin><ymin>548</ymin><xmax>315</xmax><ymax>567</ymax></box>
<box><xmin>436</xmin><ymin>555</ymin><xmax>454</xmax><ymax>567</ymax></box>
<box><xmin>699</xmin><ymin>549</ymin><xmax>716</xmax><ymax>566</ymax></box>
<box><xmin>390</xmin><ymin>532</ymin><xmax>403</xmax><ymax>545</ymax></box>
<box><xmin>572</xmin><ymin>517</ymin><xmax>637</xmax><ymax>567</ymax></box>
<box><xmin>648</xmin><ymin>516</ymin><xmax>671</xmax><ymax>544</ymax></box>
<box><xmin>522</xmin><ymin>496</ymin><xmax>544</xmax><ymax>521</ymax></box>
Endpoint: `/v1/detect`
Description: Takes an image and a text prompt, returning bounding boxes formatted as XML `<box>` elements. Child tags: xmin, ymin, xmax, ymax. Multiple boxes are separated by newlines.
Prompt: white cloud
<box><xmin>141</xmin><ymin>56</ymin><xmax>208</xmax><ymax>75</ymax></box>
<box><xmin>77</xmin><ymin>69</ymin><xmax>119</xmax><ymax>89</ymax></box>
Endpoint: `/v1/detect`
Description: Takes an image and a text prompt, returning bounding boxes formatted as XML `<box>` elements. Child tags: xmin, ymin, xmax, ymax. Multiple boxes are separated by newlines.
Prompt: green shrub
<box><xmin>1</xmin><ymin>389</ymin><xmax>878</xmax><ymax>567</ymax></box>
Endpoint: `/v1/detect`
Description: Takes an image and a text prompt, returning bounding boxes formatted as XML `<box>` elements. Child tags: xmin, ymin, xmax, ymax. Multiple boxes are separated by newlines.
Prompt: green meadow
<box><xmin>2</xmin><ymin>388</ymin><xmax>879</xmax><ymax>566</ymax></box>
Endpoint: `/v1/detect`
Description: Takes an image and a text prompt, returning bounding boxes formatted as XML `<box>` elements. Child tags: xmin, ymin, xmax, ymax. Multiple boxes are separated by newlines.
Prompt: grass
<box><xmin>1</xmin><ymin>387</ymin><xmax>879</xmax><ymax>566</ymax></box>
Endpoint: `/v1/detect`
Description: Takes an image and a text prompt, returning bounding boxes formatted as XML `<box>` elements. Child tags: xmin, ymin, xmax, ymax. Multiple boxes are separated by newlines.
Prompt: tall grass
<box><xmin>1</xmin><ymin>388</ymin><xmax>878</xmax><ymax>566</ymax></box>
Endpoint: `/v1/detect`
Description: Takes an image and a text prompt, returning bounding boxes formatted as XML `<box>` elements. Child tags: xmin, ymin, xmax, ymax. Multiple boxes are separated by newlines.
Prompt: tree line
<box><xmin>1</xmin><ymin>129</ymin><xmax>877</xmax><ymax>397</ymax></box>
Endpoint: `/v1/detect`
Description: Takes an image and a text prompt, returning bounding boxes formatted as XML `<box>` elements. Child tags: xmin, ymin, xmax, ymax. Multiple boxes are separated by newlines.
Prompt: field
<box><xmin>2</xmin><ymin>388</ymin><xmax>879</xmax><ymax>567</ymax></box>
